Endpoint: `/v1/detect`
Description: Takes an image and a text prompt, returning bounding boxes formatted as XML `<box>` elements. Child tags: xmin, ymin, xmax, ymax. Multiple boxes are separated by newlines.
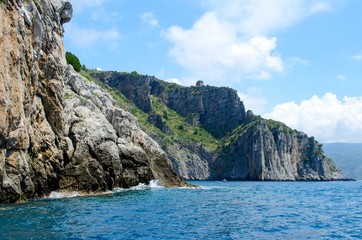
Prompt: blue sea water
<box><xmin>0</xmin><ymin>181</ymin><xmax>361</xmax><ymax>239</ymax></box>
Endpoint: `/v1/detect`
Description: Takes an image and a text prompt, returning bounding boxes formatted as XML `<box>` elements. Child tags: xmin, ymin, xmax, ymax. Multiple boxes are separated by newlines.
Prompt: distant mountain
<box><xmin>323</xmin><ymin>143</ymin><xmax>362</xmax><ymax>180</ymax></box>
<box><xmin>90</xmin><ymin>71</ymin><xmax>343</xmax><ymax>181</ymax></box>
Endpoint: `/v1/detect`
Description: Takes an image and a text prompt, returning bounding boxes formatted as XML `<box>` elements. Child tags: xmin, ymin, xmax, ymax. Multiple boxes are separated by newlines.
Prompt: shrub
<box><xmin>163</xmin><ymin>110</ymin><xmax>169</xmax><ymax>120</ymax></box>
<box><xmin>66</xmin><ymin>51</ymin><xmax>81</xmax><ymax>72</ymax></box>
<box><xmin>130</xmin><ymin>71</ymin><xmax>139</xmax><ymax>76</ymax></box>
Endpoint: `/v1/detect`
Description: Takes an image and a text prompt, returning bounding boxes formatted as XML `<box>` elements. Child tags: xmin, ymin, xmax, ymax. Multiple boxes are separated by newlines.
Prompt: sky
<box><xmin>64</xmin><ymin>0</ymin><xmax>362</xmax><ymax>143</ymax></box>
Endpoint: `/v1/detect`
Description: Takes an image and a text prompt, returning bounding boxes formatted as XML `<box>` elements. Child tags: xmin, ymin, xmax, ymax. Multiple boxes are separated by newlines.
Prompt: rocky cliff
<box><xmin>91</xmin><ymin>72</ymin><xmax>343</xmax><ymax>181</ymax></box>
<box><xmin>93</xmin><ymin>72</ymin><xmax>246</xmax><ymax>138</ymax></box>
<box><xmin>0</xmin><ymin>0</ymin><xmax>185</xmax><ymax>203</ymax></box>
<box><xmin>214</xmin><ymin>119</ymin><xmax>342</xmax><ymax>180</ymax></box>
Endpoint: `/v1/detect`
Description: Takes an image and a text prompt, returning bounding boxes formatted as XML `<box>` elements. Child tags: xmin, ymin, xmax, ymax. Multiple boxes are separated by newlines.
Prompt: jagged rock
<box><xmin>93</xmin><ymin>71</ymin><xmax>153</xmax><ymax>113</ymax></box>
<box><xmin>245</xmin><ymin>110</ymin><xmax>257</xmax><ymax>123</ymax></box>
<box><xmin>214</xmin><ymin>119</ymin><xmax>343</xmax><ymax>180</ymax></box>
<box><xmin>51</xmin><ymin>0</ymin><xmax>72</xmax><ymax>23</ymax></box>
<box><xmin>0</xmin><ymin>0</ymin><xmax>69</xmax><ymax>202</ymax></box>
<box><xmin>196</xmin><ymin>80</ymin><xmax>204</xmax><ymax>87</ymax></box>
<box><xmin>60</xmin><ymin>2</ymin><xmax>72</xmax><ymax>23</ymax></box>
<box><xmin>0</xmin><ymin>0</ymin><xmax>186</xmax><ymax>203</ymax></box>
<box><xmin>62</xmin><ymin>67</ymin><xmax>185</xmax><ymax>191</ymax></box>
<box><xmin>92</xmin><ymin>72</ymin><xmax>246</xmax><ymax>138</ymax></box>
<box><xmin>164</xmin><ymin>141</ymin><xmax>213</xmax><ymax>180</ymax></box>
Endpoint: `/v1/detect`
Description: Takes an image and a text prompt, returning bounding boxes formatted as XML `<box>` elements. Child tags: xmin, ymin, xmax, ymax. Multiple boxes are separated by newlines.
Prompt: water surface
<box><xmin>0</xmin><ymin>181</ymin><xmax>361</xmax><ymax>239</ymax></box>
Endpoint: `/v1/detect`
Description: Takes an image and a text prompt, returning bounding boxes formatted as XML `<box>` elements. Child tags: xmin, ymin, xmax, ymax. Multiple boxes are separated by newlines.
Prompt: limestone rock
<box><xmin>0</xmin><ymin>0</ymin><xmax>185</xmax><ymax>203</ymax></box>
<box><xmin>147</xmin><ymin>113</ymin><xmax>172</xmax><ymax>135</ymax></box>
<box><xmin>92</xmin><ymin>72</ymin><xmax>246</xmax><ymax>138</ymax></box>
<box><xmin>0</xmin><ymin>0</ymin><xmax>71</xmax><ymax>202</ymax></box>
<box><xmin>91</xmin><ymin>71</ymin><xmax>344</xmax><ymax>182</ymax></box>
<box><xmin>214</xmin><ymin>119</ymin><xmax>343</xmax><ymax>180</ymax></box>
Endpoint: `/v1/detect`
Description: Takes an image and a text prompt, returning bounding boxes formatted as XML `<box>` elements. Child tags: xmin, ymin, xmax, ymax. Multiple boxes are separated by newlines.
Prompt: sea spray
<box><xmin>48</xmin><ymin>180</ymin><xmax>165</xmax><ymax>199</ymax></box>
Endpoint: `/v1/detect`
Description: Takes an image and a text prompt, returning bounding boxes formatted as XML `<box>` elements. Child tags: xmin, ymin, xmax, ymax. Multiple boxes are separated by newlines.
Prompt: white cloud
<box><xmin>165</xmin><ymin>12</ymin><xmax>283</xmax><ymax>84</ymax></box>
<box><xmin>201</xmin><ymin>0</ymin><xmax>333</xmax><ymax>36</ymax></box>
<box><xmin>287</xmin><ymin>57</ymin><xmax>309</xmax><ymax>66</ymax></box>
<box><xmin>352</xmin><ymin>55</ymin><xmax>362</xmax><ymax>61</ymax></box>
<box><xmin>336</xmin><ymin>74</ymin><xmax>347</xmax><ymax>82</ymax></box>
<box><xmin>141</xmin><ymin>12</ymin><xmax>159</xmax><ymax>28</ymax></box>
<box><xmin>309</xmin><ymin>2</ymin><xmax>333</xmax><ymax>15</ymax></box>
<box><xmin>264</xmin><ymin>93</ymin><xmax>362</xmax><ymax>142</ymax></box>
<box><xmin>166</xmin><ymin>78</ymin><xmax>182</xmax><ymax>85</ymax></box>
<box><xmin>64</xmin><ymin>24</ymin><xmax>121</xmax><ymax>49</ymax></box>
<box><xmin>238</xmin><ymin>88</ymin><xmax>267</xmax><ymax>114</ymax></box>
<box><xmin>165</xmin><ymin>0</ymin><xmax>333</xmax><ymax>84</ymax></box>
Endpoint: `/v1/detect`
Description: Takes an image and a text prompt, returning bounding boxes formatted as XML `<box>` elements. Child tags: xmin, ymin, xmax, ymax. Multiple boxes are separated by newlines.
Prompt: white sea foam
<box><xmin>47</xmin><ymin>180</ymin><xmax>165</xmax><ymax>199</ymax></box>
<box><xmin>149</xmin><ymin>179</ymin><xmax>165</xmax><ymax>189</ymax></box>
<box><xmin>48</xmin><ymin>191</ymin><xmax>81</xmax><ymax>199</ymax></box>
<box><xmin>130</xmin><ymin>179</ymin><xmax>165</xmax><ymax>190</ymax></box>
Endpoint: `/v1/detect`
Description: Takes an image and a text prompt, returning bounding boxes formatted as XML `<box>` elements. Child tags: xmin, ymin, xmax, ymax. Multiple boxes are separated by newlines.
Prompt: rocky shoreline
<box><xmin>0</xmin><ymin>0</ymin><xmax>344</xmax><ymax>204</ymax></box>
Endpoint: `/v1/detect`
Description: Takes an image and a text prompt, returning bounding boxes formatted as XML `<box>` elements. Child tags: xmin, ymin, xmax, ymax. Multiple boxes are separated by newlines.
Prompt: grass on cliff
<box><xmin>80</xmin><ymin>70</ymin><xmax>220</xmax><ymax>151</ymax></box>
<box><xmin>150</xmin><ymin>96</ymin><xmax>220</xmax><ymax>151</ymax></box>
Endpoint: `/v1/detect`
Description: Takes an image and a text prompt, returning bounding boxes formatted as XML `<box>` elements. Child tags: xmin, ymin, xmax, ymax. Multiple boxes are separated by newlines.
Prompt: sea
<box><xmin>0</xmin><ymin>180</ymin><xmax>361</xmax><ymax>239</ymax></box>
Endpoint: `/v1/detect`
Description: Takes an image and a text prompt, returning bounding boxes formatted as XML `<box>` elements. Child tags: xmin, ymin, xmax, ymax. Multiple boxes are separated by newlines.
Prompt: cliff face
<box><xmin>92</xmin><ymin>72</ymin><xmax>246</xmax><ymax>138</ymax></box>
<box><xmin>91</xmin><ymin>72</ymin><xmax>343</xmax><ymax>181</ymax></box>
<box><xmin>0</xmin><ymin>0</ymin><xmax>69</xmax><ymax>203</ymax></box>
<box><xmin>214</xmin><ymin>119</ymin><xmax>343</xmax><ymax>180</ymax></box>
<box><xmin>0</xmin><ymin>0</ymin><xmax>185</xmax><ymax>203</ymax></box>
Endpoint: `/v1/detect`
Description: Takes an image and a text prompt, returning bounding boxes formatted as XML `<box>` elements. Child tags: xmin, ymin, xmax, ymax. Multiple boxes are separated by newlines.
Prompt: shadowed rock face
<box><xmin>214</xmin><ymin>119</ymin><xmax>343</xmax><ymax>181</ymax></box>
<box><xmin>0</xmin><ymin>0</ymin><xmax>185</xmax><ymax>203</ymax></box>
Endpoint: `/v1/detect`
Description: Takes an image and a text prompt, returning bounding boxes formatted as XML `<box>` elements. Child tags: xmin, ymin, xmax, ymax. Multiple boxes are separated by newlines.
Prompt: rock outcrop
<box><xmin>62</xmin><ymin>68</ymin><xmax>184</xmax><ymax>191</ymax></box>
<box><xmin>0</xmin><ymin>0</ymin><xmax>185</xmax><ymax>203</ymax></box>
<box><xmin>91</xmin><ymin>72</ymin><xmax>343</xmax><ymax>181</ymax></box>
<box><xmin>214</xmin><ymin>119</ymin><xmax>343</xmax><ymax>180</ymax></box>
<box><xmin>92</xmin><ymin>72</ymin><xmax>246</xmax><ymax>138</ymax></box>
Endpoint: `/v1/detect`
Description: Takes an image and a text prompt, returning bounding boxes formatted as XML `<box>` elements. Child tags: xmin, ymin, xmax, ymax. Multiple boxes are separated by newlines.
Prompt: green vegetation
<box><xmin>80</xmin><ymin>70</ymin><xmax>94</xmax><ymax>82</ymax></box>
<box><xmin>130</xmin><ymin>71</ymin><xmax>139</xmax><ymax>76</ymax></box>
<box><xmin>66</xmin><ymin>51</ymin><xmax>81</xmax><ymax>72</ymax></box>
<box><xmin>266</xmin><ymin>119</ymin><xmax>291</xmax><ymax>132</ymax></box>
<box><xmin>149</xmin><ymin>96</ymin><xmax>220</xmax><ymax>151</ymax></box>
<box><xmin>80</xmin><ymin>69</ymin><xmax>221</xmax><ymax>151</ymax></box>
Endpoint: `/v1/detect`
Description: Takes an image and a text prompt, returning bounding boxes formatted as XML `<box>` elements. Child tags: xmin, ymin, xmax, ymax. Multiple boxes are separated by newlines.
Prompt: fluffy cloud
<box><xmin>264</xmin><ymin>93</ymin><xmax>362</xmax><ymax>142</ymax></box>
<box><xmin>165</xmin><ymin>0</ymin><xmax>332</xmax><ymax>84</ymax></box>
<box><xmin>238</xmin><ymin>88</ymin><xmax>267</xmax><ymax>114</ymax></box>
<box><xmin>165</xmin><ymin>13</ymin><xmax>283</xmax><ymax>84</ymax></box>
<box><xmin>141</xmin><ymin>12</ymin><xmax>159</xmax><ymax>28</ymax></box>
<box><xmin>64</xmin><ymin>24</ymin><xmax>121</xmax><ymax>49</ymax></box>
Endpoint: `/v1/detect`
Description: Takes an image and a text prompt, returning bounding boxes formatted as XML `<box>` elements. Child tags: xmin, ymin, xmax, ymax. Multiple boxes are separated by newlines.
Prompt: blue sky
<box><xmin>64</xmin><ymin>0</ymin><xmax>362</xmax><ymax>143</ymax></box>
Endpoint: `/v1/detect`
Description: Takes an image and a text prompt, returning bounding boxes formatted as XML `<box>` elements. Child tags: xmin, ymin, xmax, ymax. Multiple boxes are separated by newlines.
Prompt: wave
<box><xmin>48</xmin><ymin>191</ymin><xmax>82</xmax><ymax>199</ymax></box>
<box><xmin>47</xmin><ymin>179</ymin><xmax>164</xmax><ymax>199</ymax></box>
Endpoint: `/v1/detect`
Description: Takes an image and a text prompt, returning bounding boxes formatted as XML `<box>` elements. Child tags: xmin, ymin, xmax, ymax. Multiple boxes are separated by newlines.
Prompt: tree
<box><xmin>66</xmin><ymin>51</ymin><xmax>81</xmax><ymax>72</ymax></box>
